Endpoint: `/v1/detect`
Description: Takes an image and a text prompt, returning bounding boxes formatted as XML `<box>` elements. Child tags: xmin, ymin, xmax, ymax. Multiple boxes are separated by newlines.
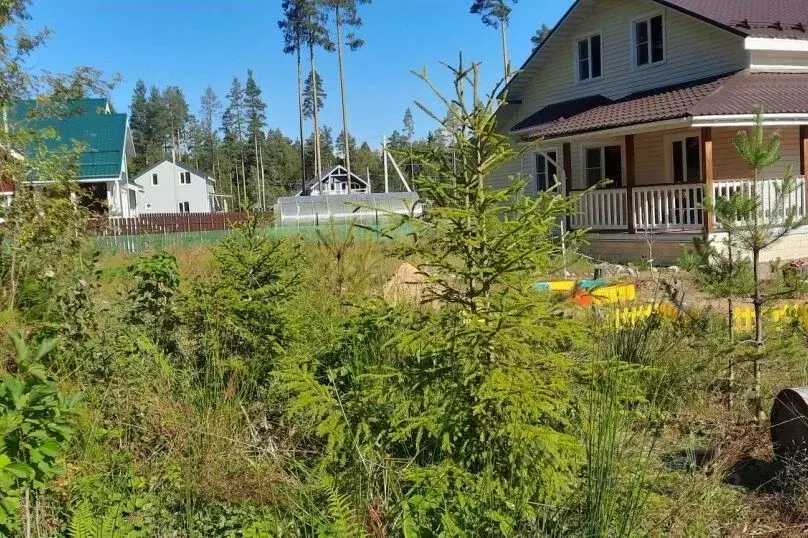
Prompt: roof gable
<box><xmin>505</xmin><ymin>0</ymin><xmax>808</xmax><ymax>102</ymax></box>
<box><xmin>9</xmin><ymin>98</ymin><xmax>126</xmax><ymax>180</ymax></box>
<box><xmin>131</xmin><ymin>159</ymin><xmax>213</xmax><ymax>183</ymax></box>
<box><xmin>307</xmin><ymin>165</ymin><xmax>369</xmax><ymax>189</ymax></box>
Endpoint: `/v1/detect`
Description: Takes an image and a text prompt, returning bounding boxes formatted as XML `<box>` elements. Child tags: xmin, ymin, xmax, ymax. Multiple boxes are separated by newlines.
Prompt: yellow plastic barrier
<box><xmin>732</xmin><ymin>304</ymin><xmax>808</xmax><ymax>333</ymax></box>
<box><xmin>604</xmin><ymin>301</ymin><xmax>696</xmax><ymax>330</ymax></box>
<box><xmin>606</xmin><ymin>304</ymin><xmax>654</xmax><ymax>329</ymax></box>
<box><xmin>591</xmin><ymin>284</ymin><xmax>637</xmax><ymax>305</ymax></box>
<box><xmin>547</xmin><ymin>280</ymin><xmax>577</xmax><ymax>292</ymax></box>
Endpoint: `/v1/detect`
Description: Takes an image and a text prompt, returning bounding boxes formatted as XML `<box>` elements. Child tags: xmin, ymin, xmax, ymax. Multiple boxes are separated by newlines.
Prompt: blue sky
<box><xmin>25</xmin><ymin>0</ymin><xmax>573</xmax><ymax>147</ymax></box>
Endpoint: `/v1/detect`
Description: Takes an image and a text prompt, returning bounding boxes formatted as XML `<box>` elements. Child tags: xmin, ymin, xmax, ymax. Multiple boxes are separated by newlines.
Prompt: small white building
<box><xmin>8</xmin><ymin>98</ymin><xmax>141</xmax><ymax>217</ymax></box>
<box><xmin>298</xmin><ymin>165</ymin><xmax>371</xmax><ymax>196</ymax></box>
<box><xmin>132</xmin><ymin>159</ymin><xmax>222</xmax><ymax>214</ymax></box>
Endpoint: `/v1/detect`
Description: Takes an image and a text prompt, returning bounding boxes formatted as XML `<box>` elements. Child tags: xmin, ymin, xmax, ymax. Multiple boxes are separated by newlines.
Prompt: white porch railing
<box><xmin>633</xmin><ymin>183</ymin><xmax>705</xmax><ymax>231</ymax></box>
<box><xmin>567</xmin><ymin>177</ymin><xmax>807</xmax><ymax>233</ymax></box>
<box><xmin>711</xmin><ymin>176</ymin><xmax>806</xmax><ymax>227</ymax></box>
<box><xmin>569</xmin><ymin>188</ymin><xmax>627</xmax><ymax>230</ymax></box>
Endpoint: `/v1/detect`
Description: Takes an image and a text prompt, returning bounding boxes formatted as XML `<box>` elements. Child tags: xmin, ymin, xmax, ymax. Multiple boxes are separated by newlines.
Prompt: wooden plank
<box><xmin>625</xmin><ymin>134</ymin><xmax>635</xmax><ymax>233</ymax></box>
<box><xmin>801</xmin><ymin>126</ymin><xmax>808</xmax><ymax>213</ymax></box>
<box><xmin>701</xmin><ymin>127</ymin><xmax>714</xmax><ymax>233</ymax></box>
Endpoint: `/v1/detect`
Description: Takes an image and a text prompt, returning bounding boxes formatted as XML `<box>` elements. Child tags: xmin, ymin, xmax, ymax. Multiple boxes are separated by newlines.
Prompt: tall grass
<box><xmin>578</xmin><ymin>319</ymin><xmax>665</xmax><ymax>537</ymax></box>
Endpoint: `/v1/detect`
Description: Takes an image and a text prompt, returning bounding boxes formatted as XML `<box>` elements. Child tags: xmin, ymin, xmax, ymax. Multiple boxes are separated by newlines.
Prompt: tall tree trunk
<box><xmin>753</xmin><ymin>246</ymin><xmax>764</xmax><ymax>422</ymax></box>
<box><xmin>253</xmin><ymin>133</ymin><xmax>261</xmax><ymax>209</ymax></box>
<box><xmin>309</xmin><ymin>43</ymin><xmax>322</xmax><ymax>180</ymax></box>
<box><xmin>335</xmin><ymin>6</ymin><xmax>352</xmax><ymax>184</ymax></box>
<box><xmin>228</xmin><ymin>169</ymin><xmax>234</xmax><ymax>208</ymax></box>
<box><xmin>259</xmin><ymin>143</ymin><xmax>266</xmax><ymax>210</ymax></box>
<box><xmin>500</xmin><ymin>22</ymin><xmax>510</xmax><ymax>80</ymax></box>
<box><xmin>750</xmin><ymin>170</ymin><xmax>765</xmax><ymax>423</ymax></box>
<box><xmin>240</xmin><ymin>156</ymin><xmax>248</xmax><ymax>209</ymax></box>
<box><xmin>209</xmin><ymin>130</ymin><xmax>216</xmax><ymax>178</ymax></box>
<box><xmin>727</xmin><ymin>297</ymin><xmax>735</xmax><ymax>411</ymax></box>
<box><xmin>297</xmin><ymin>45</ymin><xmax>307</xmax><ymax>195</ymax></box>
<box><xmin>727</xmin><ymin>235</ymin><xmax>735</xmax><ymax>412</ymax></box>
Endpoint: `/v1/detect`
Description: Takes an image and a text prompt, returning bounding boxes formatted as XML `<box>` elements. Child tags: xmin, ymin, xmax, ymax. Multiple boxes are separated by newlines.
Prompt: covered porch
<box><xmin>564</xmin><ymin>125</ymin><xmax>808</xmax><ymax>234</ymax></box>
<box><xmin>511</xmin><ymin>70</ymin><xmax>808</xmax><ymax>238</ymax></box>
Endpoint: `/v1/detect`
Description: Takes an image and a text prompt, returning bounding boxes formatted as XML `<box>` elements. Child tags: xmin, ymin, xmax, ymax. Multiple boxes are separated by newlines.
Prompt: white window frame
<box><xmin>631</xmin><ymin>12</ymin><xmax>666</xmax><ymax>69</ymax></box>
<box><xmin>574</xmin><ymin>31</ymin><xmax>604</xmax><ymax>84</ymax></box>
<box><xmin>664</xmin><ymin>132</ymin><xmax>702</xmax><ymax>183</ymax></box>
<box><xmin>151</xmin><ymin>173</ymin><xmax>158</xmax><ymax>186</ymax></box>
<box><xmin>179</xmin><ymin>171</ymin><xmax>191</xmax><ymax>185</ymax></box>
<box><xmin>534</xmin><ymin>148</ymin><xmax>562</xmax><ymax>195</ymax></box>
<box><xmin>580</xmin><ymin>142</ymin><xmax>625</xmax><ymax>187</ymax></box>
<box><xmin>179</xmin><ymin>201</ymin><xmax>190</xmax><ymax>213</ymax></box>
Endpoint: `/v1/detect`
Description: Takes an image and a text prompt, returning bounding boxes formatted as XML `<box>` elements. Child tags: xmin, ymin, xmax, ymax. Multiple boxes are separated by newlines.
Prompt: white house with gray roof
<box><xmin>132</xmin><ymin>159</ymin><xmax>220</xmax><ymax>214</ymax></box>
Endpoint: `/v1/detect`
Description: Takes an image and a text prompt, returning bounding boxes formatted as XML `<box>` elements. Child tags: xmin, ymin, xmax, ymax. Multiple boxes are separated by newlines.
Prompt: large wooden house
<box><xmin>492</xmin><ymin>0</ymin><xmax>808</xmax><ymax>263</ymax></box>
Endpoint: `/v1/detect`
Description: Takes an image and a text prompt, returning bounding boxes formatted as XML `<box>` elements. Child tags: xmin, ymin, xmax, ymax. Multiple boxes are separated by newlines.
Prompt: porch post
<box><xmin>701</xmin><ymin>127</ymin><xmax>714</xmax><ymax>234</ymax></box>
<box><xmin>625</xmin><ymin>134</ymin><xmax>635</xmax><ymax>233</ymax></box>
<box><xmin>801</xmin><ymin>126</ymin><xmax>808</xmax><ymax>212</ymax></box>
<box><xmin>801</xmin><ymin>126</ymin><xmax>808</xmax><ymax>176</ymax></box>
<box><xmin>562</xmin><ymin>142</ymin><xmax>572</xmax><ymax>194</ymax></box>
<box><xmin>563</xmin><ymin>142</ymin><xmax>572</xmax><ymax>229</ymax></box>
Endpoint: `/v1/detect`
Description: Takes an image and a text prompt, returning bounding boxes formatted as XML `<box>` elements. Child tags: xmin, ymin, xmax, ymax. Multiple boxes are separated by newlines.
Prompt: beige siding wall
<box><xmin>713</xmin><ymin>127</ymin><xmax>801</xmax><ymax>180</ymax></box>
<box><xmin>751</xmin><ymin>50</ymin><xmax>808</xmax><ymax>71</ymax></box>
<box><xmin>516</xmin><ymin>0</ymin><xmax>747</xmax><ymax>124</ymax></box>
<box><xmin>488</xmin><ymin>154</ymin><xmax>523</xmax><ymax>190</ymax></box>
<box><xmin>563</xmin><ymin>127</ymin><xmax>802</xmax><ymax>191</ymax></box>
<box><xmin>633</xmin><ymin>127</ymin><xmax>700</xmax><ymax>185</ymax></box>
<box><xmin>569</xmin><ymin>136</ymin><xmax>624</xmax><ymax>190</ymax></box>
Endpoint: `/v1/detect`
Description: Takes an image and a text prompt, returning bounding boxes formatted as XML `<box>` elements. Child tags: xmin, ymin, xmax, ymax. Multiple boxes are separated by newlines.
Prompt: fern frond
<box><xmin>68</xmin><ymin>501</ymin><xmax>96</xmax><ymax>538</ymax></box>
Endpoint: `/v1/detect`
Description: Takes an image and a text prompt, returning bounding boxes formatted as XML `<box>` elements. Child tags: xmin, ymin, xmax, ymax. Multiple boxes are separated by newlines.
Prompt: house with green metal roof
<box><xmin>6</xmin><ymin>98</ymin><xmax>140</xmax><ymax>217</ymax></box>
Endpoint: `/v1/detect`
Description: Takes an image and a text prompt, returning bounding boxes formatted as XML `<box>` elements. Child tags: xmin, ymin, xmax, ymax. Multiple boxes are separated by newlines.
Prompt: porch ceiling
<box><xmin>517</xmin><ymin>70</ymin><xmax>808</xmax><ymax>141</ymax></box>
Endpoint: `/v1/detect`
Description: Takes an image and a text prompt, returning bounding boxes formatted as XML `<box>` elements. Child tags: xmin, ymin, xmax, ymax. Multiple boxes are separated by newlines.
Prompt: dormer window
<box><xmin>576</xmin><ymin>34</ymin><xmax>602</xmax><ymax>82</ymax></box>
<box><xmin>634</xmin><ymin>15</ymin><xmax>664</xmax><ymax>66</ymax></box>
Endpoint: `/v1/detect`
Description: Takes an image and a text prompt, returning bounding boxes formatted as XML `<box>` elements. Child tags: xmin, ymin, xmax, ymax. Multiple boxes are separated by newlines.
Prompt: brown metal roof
<box><xmin>691</xmin><ymin>71</ymin><xmax>808</xmax><ymax>115</ymax></box>
<box><xmin>661</xmin><ymin>0</ymin><xmax>808</xmax><ymax>39</ymax></box>
<box><xmin>517</xmin><ymin>70</ymin><xmax>808</xmax><ymax>140</ymax></box>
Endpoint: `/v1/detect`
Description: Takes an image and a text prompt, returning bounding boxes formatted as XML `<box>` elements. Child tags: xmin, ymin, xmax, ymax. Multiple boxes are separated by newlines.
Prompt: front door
<box><xmin>536</xmin><ymin>150</ymin><xmax>559</xmax><ymax>194</ymax></box>
<box><xmin>670</xmin><ymin>135</ymin><xmax>701</xmax><ymax>184</ymax></box>
<box><xmin>669</xmin><ymin>134</ymin><xmax>702</xmax><ymax>225</ymax></box>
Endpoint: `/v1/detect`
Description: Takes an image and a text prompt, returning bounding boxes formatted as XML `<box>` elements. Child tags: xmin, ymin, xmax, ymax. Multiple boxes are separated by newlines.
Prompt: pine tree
<box><xmin>322</xmin><ymin>0</ymin><xmax>370</xmax><ymax>182</ymax></box>
<box><xmin>403</xmin><ymin>107</ymin><xmax>415</xmax><ymax>178</ymax></box>
<box><xmin>681</xmin><ymin>207</ymin><xmax>754</xmax><ymax>411</ymax></box>
<box><xmin>223</xmin><ymin>77</ymin><xmax>248</xmax><ymax>208</ymax></box>
<box><xmin>335</xmin><ymin>129</ymin><xmax>356</xmax><ymax>159</ymax></box>
<box><xmin>144</xmin><ymin>85</ymin><xmax>168</xmax><ymax>164</ymax></box>
<box><xmin>161</xmin><ymin>86</ymin><xmax>190</xmax><ymax>155</ymax></box>
<box><xmin>279</xmin><ymin>0</ymin><xmax>316</xmax><ymax>194</ymax></box>
<box><xmin>245</xmin><ymin>69</ymin><xmax>268</xmax><ymax>209</ymax></box>
<box><xmin>708</xmin><ymin>107</ymin><xmax>808</xmax><ymax>420</ymax></box>
<box><xmin>532</xmin><ymin>23</ymin><xmax>551</xmax><ymax>49</ymax></box>
<box><xmin>470</xmin><ymin>0</ymin><xmax>517</xmax><ymax>78</ymax></box>
<box><xmin>199</xmin><ymin>86</ymin><xmax>221</xmax><ymax>177</ymax></box>
<box><xmin>301</xmin><ymin>0</ymin><xmax>333</xmax><ymax>182</ymax></box>
<box><xmin>129</xmin><ymin>80</ymin><xmax>149</xmax><ymax>162</ymax></box>
<box><xmin>302</xmin><ymin>69</ymin><xmax>326</xmax><ymax>119</ymax></box>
